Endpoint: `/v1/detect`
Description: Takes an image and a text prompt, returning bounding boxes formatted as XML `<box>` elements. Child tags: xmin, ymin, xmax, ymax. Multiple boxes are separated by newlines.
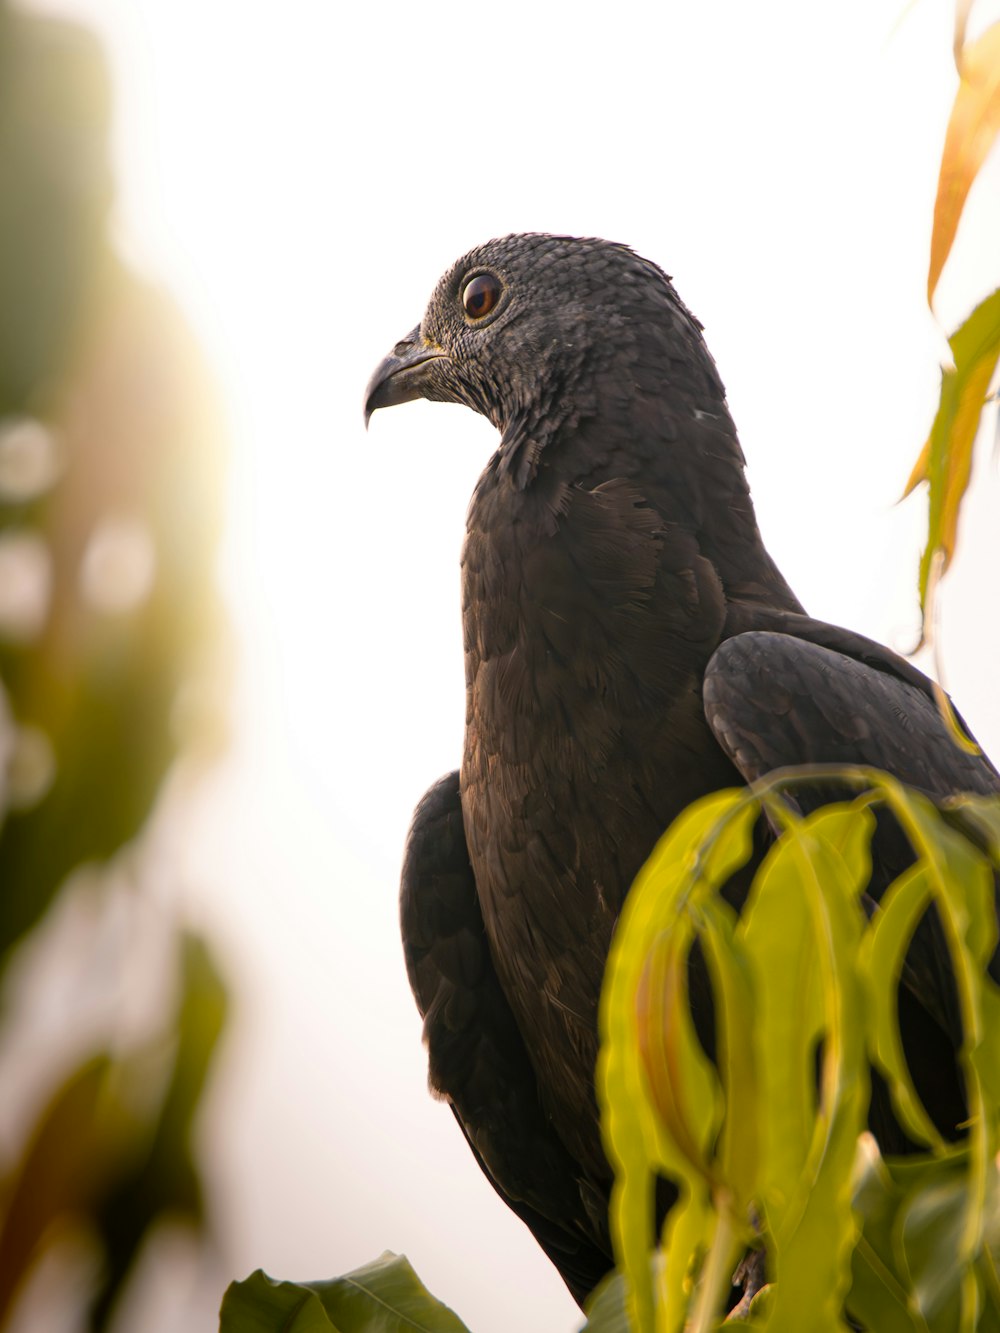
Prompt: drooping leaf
<box><xmin>928</xmin><ymin>20</ymin><xmax>1000</xmax><ymax>303</ymax></box>
<box><xmin>700</xmin><ymin>899</ymin><xmax>757</xmax><ymax>1208</ymax></box>
<box><xmin>903</xmin><ymin>286</ymin><xmax>1000</xmax><ymax>632</ymax></box>
<box><xmin>637</xmin><ymin>912</ymin><xmax>723</xmax><ymax>1179</ymax></box>
<box><xmin>598</xmin><ymin>766</ymin><xmax>1000</xmax><ymax>1332</ymax></box>
<box><xmin>598</xmin><ymin>788</ymin><xmax>756</xmax><ymax>1332</ymax></box>
<box><xmin>738</xmin><ymin>805</ymin><xmax>869</xmax><ymax>1333</ymax></box>
<box><xmin>858</xmin><ymin>861</ymin><xmax>947</xmax><ymax>1150</ymax></box>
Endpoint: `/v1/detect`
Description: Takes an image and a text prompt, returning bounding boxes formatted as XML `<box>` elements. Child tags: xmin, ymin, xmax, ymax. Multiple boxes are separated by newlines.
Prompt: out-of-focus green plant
<box><xmin>0</xmin><ymin>4</ymin><xmax>229</xmax><ymax>1328</ymax></box>
<box><xmin>0</xmin><ymin>6</ymin><xmax>226</xmax><ymax>963</ymax></box>
<box><xmin>0</xmin><ymin>936</ymin><xmax>227</xmax><ymax>1327</ymax></box>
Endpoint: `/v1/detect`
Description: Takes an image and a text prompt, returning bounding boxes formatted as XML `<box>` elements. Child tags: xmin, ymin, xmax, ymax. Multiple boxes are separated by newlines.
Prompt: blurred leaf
<box><xmin>91</xmin><ymin>932</ymin><xmax>228</xmax><ymax>1327</ymax></box>
<box><xmin>0</xmin><ymin>10</ymin><xmax>227</xmax><ymax>1332</ymax></box>
<box><xmin>850</xmin><ymin>1143</ymin><xmax>1000</xmax><ymax>1333</ymax></box>
<box><xmin>898</xmin><ymin>1169</ymin><xmax>969</xmax><ymax>1330</ymax></box>
<box><xmin>700</xmin><ymin>899</ymin><xmax>757</xmax><ymax>1210</ymax></box>
<box><xmin>885</xmin><ymin>785</ymin><xmax>1000</xmax><ymax>1303</ymax></box>
<box><xmin>0</xmin><ymin>10</ymin><xmax>227</xmax><ymax>971</ymax></box>
<box><xmin>849</xmin><ymin>1142</ymin><xmax>925</xmax><ymax>1333</ymax></box>
<box><xmin>0</xmin><ymin>1055</ymin><xmax>133</xmax><ymax>1321</ymax></box>
<box><xmin>858</xmin><ymin>862</ymin><xmax>946</xmax><ymax>1150</ymax></box>
<box><xmin>637</xmin><ymin>911</ymin><xmax>722</xmax><ymax>1179</ymax></box>
<box><xmin>220</xmin><ymin>1255</ymin><xmax>472</xmax><ymax>1333</ymax></box>
<box><xmin>928</xmin><ymin>20</ymin><xmax>1000</xmax><ymax>303</ymax></box>
<box><xmin>599</xmin><ymin>769</ymin><xmax>1000</xmax><ymax>1331</ymax></box>
<box><xmin>598</xmin><ymin>789</ymin><xmax>755</xmax><ymax>1332</ymax></box>
<box><xmin>903</xmin><ymin>287</ymin><xmax>1000</xmax><ymax>634</ymax></box>
<box><xmin>0</xmin><ymin>12</ymin><xmax>111</xmax><ymax>411</ymax></box>
<box><xmin>0</xmin><ymin>931</ymin><xmax>228</xmax><ymax>1328</ymax></box>
<box><xmin>738</xmin><ymin>805</ymin><xmax>870</xmax><ymax>1332</ymax></box>
<box><xmin>946</xmin><ymin>793</ymin><xmax>1000</xmax><ymax>861</ymax></box>
<box><xmin>580</xmin><ymin>1269</ymin><xmax>632</xmax><ymax>1332</ymax></box>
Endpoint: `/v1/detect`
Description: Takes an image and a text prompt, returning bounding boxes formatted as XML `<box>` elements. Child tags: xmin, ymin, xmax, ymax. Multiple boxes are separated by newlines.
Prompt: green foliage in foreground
<box><xmin>220</xmin><ymin>1254</ymin><xmax>631</xmax><ymax>1332</ymax></box>
<box><xmin>222</xmin><ymin>774</ymin><xmax>1000</xmax><ymax>1333</ymax></box>
<box><xmin>600</xmin><ymin>771</ymin><xmax>1000</xmax><ymax>1332</ymax></box>
<box><xmin>220</xmin><ymin>1254</ymin><xmax>471</xmax><ymax>1333</ymax></box>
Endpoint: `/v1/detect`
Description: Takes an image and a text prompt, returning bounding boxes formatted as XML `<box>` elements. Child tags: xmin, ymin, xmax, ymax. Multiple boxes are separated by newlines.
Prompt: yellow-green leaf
<box><xmin>740</xmin><ymin>806</ymin><xmax>869</xmax><ymax>1332</ymax></box>
<box><xmin>945</xmin><ymin>793</ymin><xmax>1000</xmax><ymax>862</ymax></box>
<box><xmin>858</xmin><ymin>861</ymin><xmax>946</xmax><ymax>1150</ymax></box>
<box><xmin>910</xmin><ymin>286</ymin><xmax>1000</xmax><ymax>624</ymax></box>
<box><xmin>599</xmin><ymin>789</ymin><xmax>756</xmax><ymax>1331</ymax></box>
<box><xmin>636</xmin><ymin>916</ymin><xmax>723</xmax><ymax>1180</ymax></box>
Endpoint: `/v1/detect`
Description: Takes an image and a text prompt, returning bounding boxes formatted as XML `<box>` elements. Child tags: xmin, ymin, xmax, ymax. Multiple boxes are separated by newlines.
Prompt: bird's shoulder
<box><xmin>708</xmin><ymin>607</ymin><xmax>1000</xmax><ymax>797</ymax></box>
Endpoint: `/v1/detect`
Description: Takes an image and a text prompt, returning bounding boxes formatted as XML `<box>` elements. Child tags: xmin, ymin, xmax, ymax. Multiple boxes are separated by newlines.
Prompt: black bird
<box><xmin>364</xmin><ymin>234</ymin><xmax>1000</xmax><ymax>1306</ymax></box>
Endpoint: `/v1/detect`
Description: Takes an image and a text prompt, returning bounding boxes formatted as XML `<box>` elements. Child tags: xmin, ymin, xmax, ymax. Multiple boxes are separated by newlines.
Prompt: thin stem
<box><xmin>690</xmin><ymin>1194</ymin><xmax>738</xmax><ymax>1333</ymax></box>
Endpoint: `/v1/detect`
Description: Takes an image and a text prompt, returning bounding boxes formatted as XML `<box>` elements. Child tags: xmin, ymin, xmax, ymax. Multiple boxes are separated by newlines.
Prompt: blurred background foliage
<box><xmin>0</xmin><ymin>2</ymin><xmax>229</xmax><ymax>1328</ymax></box>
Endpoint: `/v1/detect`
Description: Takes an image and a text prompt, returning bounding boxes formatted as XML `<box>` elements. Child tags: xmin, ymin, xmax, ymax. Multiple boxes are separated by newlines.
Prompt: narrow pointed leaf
<box><xmin>741</xmin><ymin>807</ymin><xmax>869</xmax><ymax>1332</ymax></box>
<box><xmin>858</xmin><ymin>861</ymin><xmax>946</xmax><ymax>1150</ymax></box>
<box><xmin>599</xmin><ymin>789</ymin><xmax>756</xmax><ymax>1331</ymax></box>
<box><xmin>929</xmin><ymin>21</ymin><xmax>1000</xmax><ymax>302</ymax></box>
<box><xmin>913</xmin><ymin>287</ymin><xmax>1000</xmax><ymax>622</ymax></box>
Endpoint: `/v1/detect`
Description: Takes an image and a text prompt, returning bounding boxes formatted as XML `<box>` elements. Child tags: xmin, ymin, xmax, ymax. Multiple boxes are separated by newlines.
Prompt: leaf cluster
<box><xmin>599</xmin><ymin>773</ymin><xmax>1000</xmax><ymax>1331</ymax></box>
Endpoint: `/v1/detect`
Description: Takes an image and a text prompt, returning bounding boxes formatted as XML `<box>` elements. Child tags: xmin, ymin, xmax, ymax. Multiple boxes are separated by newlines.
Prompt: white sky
<box><xmin>16</xmin><ymin>1</ymin><xmax>1000</xmax><ymax>1330</ymax></box>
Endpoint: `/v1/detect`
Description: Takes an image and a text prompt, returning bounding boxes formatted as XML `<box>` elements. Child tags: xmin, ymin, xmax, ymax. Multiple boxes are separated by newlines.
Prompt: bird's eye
<box><xmin>462</xmin><ymin>274</ymin><xmax>502</xmax><ymax>320</ymax></box>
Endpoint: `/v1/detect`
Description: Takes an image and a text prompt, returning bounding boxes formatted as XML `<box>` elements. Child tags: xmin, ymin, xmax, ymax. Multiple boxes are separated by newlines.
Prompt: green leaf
<box><xmin>849</xmin><ymin>1141</ymin><xmax>925</xmax><ymax>1333</ymax></box>
<box><xmin>220</xmin><ymin>1255</ymin><xmax>472</xmax><ymax>1333</ymax></box>
<box><xmin>221</xmin><ymin>1271</ymin><xmax>337</xmax><ymax>1332</ymax></box>
<box><xmin>580</xmin><ymin>1269</ymin><xmax>632</xmax><ymax>1332</ymax></box>
<box><xmin>849</xmin><ymin>1142</ymin><xmax>1000</xmax><ymax>1332</ymax></box>
<box><xmin>740</xmin><ymin>805</ymin><xmax>870</xmax><ymax>1332</ymax></box>
<box><xmin>898</xmin><ymin>1171</ymin><xmax>969</xmax><ymax>1332</ymax></box>
<box><xmin>944</xmin><ymin>794</ymin><xmax>1000</xmax><ymax>863</ymax></box>
<box><xmin>700</xmin><ymin>899</ymin><xmax>758</xmax><ymax>1209</ymax></box>
<box><xmin>599</xmin><ymin>789</ymin><xmax>756</xmax><ymax>1332</ymax></box>
<box><xmin>858</xmin><ymin>861</ymin><xmax>946</xmax><ymax>1150</ymax></box>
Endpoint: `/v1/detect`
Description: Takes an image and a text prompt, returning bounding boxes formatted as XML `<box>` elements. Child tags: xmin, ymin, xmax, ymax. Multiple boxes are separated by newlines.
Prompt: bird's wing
<box><xmin>705</xmin><ymin>616</ymin><xmax>1000</xmax><ymax>797</ymax></box>
<box><xmin>703</xmin><ymin>622</ymin><xmax>1000</xmax><ymax>1148</ymax></box>
<box><xmin>400</xmin><ymin>771</ymin><xmax>613</xmax><ymax>1305</ymax></box>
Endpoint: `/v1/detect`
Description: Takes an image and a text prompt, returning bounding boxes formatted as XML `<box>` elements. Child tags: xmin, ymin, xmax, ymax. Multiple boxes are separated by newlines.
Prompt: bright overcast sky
<box><xmin>18</xmin><ymin>1</ymin><xmax>1000</xmax><ymax>1330</ymax></box>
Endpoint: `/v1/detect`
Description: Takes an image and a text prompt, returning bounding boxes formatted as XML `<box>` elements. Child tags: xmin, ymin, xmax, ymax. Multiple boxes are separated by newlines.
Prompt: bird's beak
<box><xmin>364</xmin><ymin>326</ymin><xmax>448</xmax><ymax>428</ymax></box>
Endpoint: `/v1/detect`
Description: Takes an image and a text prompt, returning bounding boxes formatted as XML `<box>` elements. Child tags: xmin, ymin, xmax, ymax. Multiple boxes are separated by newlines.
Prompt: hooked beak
<box><xmin>364</xmin><ymin>326</ymin><xmax>448</xmax><ymax>428</ymax></box>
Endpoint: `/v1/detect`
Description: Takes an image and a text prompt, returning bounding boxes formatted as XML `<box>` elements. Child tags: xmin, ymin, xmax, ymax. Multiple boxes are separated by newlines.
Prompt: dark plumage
<box><xmin>364</xmin><ymin>234</ymin><xmax>1000</xmax><ymax>1306</ymax></box>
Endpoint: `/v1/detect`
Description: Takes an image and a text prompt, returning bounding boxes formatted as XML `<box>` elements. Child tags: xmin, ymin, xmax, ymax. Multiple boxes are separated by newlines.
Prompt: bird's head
<box><xmin>364</xmin><ymin>234</ymin><xmax>723</xmax><ymax>464</ymax></box>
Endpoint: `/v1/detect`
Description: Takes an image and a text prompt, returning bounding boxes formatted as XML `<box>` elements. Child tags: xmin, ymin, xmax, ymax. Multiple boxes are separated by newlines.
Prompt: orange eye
<box><xmin>462</xmin><ymin>273</ymin><xmax>502</xmax><ymax>320</ymax></box>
